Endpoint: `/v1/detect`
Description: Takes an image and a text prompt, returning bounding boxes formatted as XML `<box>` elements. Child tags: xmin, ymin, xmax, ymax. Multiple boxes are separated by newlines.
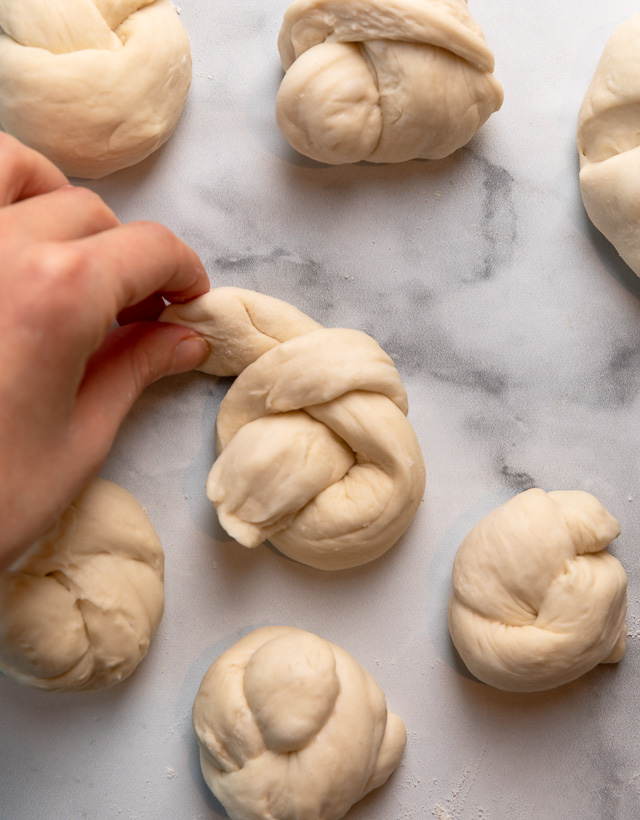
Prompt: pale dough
<box><xmin>0</xmin><ymin>0</ymin><xmax>191</xmax><ymax>178</ymax></box>
<box><xmin>448</xmin><ymin>489</ymin><xmax>628</xmax><ymax>692</ymax></box>
<box><xmin>193</xmin><ymin>626</ymin><xmax>407</xmax><ymax>820</ymax></box>
<box><xmin>275</xmin><ymin>0</ymin><xmax>503</xmax><ymax>164</ymax></box>
<box><xmin>577</xmin><ymin>14</ymin><xmax>640</xmax><ymax>276</ymax></box>
<box><xmin>0</xmin><ymin>478</ymin><xmax>164</xmax><ymax>691</ymax></box>
<box><xmin>161</xmin><ymin>287</ymin><xmax>426</xmax><ymax>570</ymax></box>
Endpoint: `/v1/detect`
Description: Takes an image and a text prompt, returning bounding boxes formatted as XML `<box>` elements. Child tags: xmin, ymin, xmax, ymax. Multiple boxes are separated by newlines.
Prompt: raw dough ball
<box><xmin>0</xmin><ymin>0</ymin><xmax>191</xmax><ymax>178</ymax></box>
<box><xmin>577</xmin><ymin>14</ymin><xmax>640</xmax><ymax>276</ymax></box>
<box><xmin>193</xmin><ymin>626</ymin><xmax>407</xmax><ymax>820</ymax></box>
<box><xmin>276</xmin><ymin>0</ymin><xmax>503</xmax><ymax>164</ymax></box>
<box><xmin>161</xmin><ymin>287</ymin><xmax>426</xmax><ymax>570</ymax></box>
<box><xmin>0</xmin><ymin>478</ymin><xmax>164</xmax><ymax>691</ymax></box>
<box><xmin>448</xmin><ymin>489</ymin><xmax>628</xmax><ymax>692</ymax></box>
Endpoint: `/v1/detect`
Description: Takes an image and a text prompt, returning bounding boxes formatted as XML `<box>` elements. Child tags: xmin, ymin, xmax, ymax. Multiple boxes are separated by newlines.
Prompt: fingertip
<box><xmin>169</xmin><ymin>334</ymin><xmax>210</xmax><ymax>375</ymax></box>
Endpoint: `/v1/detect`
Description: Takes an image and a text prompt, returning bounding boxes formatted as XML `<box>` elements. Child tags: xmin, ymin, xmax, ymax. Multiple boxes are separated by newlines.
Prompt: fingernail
<box><xmin>170</xmin><ymin>335</ymin><xmax>210</xmax><ymax>375</ymax></box>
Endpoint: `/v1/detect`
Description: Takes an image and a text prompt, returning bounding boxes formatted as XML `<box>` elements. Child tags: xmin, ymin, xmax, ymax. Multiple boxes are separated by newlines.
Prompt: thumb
<box><xmin>73</xmin><ymin>322</ymin><xmax>209</xmax><ymax>463</ymax></box>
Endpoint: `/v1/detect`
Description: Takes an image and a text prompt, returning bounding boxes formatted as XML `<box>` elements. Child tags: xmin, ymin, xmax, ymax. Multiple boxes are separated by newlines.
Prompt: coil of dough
<box><xmin>275</xmin><ymin>0</ymin><xmax>503</xmax><ymax>164</ymax></box>
<box><xmin>0</xmin><ymin>478</ymin><xmax>164</xmax><ymax>692</ymax></box>
<box><xmin>448</xmin><ymin>489</ymin><xmax>628</xmax><ymax>692</ymax></box>
<box><xmin>577</xmin><ymin>14</ymin><xmax>640</xmax><ymax>277</ymax></box>
<box><xmin>161</xmin><ymin>287</ymin><xmax>426</xmax><ymax>570</ymax></box>
<box><xmin>0</xmin><ymin>0</ymin><xmax>191</xmax><ymax>178</ymax></box>
<box><xmin>193</xmin><ymin>626</ymin><xmax>407</xmax><ymax>820</ymax></box>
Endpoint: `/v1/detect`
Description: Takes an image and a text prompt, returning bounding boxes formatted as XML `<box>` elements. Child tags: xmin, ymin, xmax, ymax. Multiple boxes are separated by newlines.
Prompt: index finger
<box><xmin>0</xmin><ymin>133</ymin><xmax>69</xmax><ymax>207</ymax></box>
<box><xmin>74</xmin><ymin>220</ymin><xmax>210</xmax><ymax>315</ymax></box>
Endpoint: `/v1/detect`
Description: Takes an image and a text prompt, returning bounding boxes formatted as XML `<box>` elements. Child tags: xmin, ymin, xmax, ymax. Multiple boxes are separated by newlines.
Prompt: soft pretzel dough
<box><xmin>0</xmin><ymin>478</ymin><xmax>164</xmax><ymax>691</ymax></box>
<box><xmin>193</xmin><ymin>626</ymin><xmax>407</xmax><ymax>820</ymax></box>
<box><xmin>448</xmin><ymin>489</ymin><xmax>628</xmax><ymax>692</ymax></box>
<box><xmin>577</xmin><ymin>15</ymin><xmax>640</xmax><ymax>276</ymax></box>
<box><xmin>0</xmin><ymin>0</ymin><xmax>191</xmax><ymax>178</ymax></box>
<box><xmin>275</xmin><ymin>0</ymin><xmax>503</xmax><ymax>164</ymax></box>
<box><xmin>161</xmin><ymin>287</ymin><xmax>426</xmax><ymax>570</ymax></box>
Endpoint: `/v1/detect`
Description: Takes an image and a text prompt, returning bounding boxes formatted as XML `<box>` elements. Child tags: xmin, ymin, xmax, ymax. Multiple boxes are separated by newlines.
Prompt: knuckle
<box><xmin>132</xmin><ymin>219</ymin><xmax>175</xmax><ymax>240</ymax></box>
<box><xmin>37</xmin><ymin>243</ymin><xmax>91</xmax><ymax>283</ymax></box>
<box><xmin>130</xmin><ymin>220</ymin><xmax>183</xmax><ymax>255</ymax></box>
<box><xmin>0</xmin><ymin>134</ymin><xmax>30</xmax><ymax>179</ymax></box>
<box><xmin>2</xmin><ymin>245</ymin><xmax>87</xmax><ymax>336</ymax></box>
<box><xmin>63</xmin><ymin>185</ymin><xmax>117</xmax><ymax>225</ymax></box>
<box><xmin>0</xmin><ymin>132</ymin><xmax>24</xmax><ymax>159</ymax></box>
<box><xmin>24</xmin><ymin>244</ymin><xmax>94</xmax><ymax>312</ymax></box>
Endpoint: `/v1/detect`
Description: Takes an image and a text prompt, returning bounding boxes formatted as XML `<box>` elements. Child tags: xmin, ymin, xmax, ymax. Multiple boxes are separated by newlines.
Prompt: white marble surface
<box><xmin>3</xmin><ymin>1</ymin><xmax>640</xmax><ymax>818</ymax></box>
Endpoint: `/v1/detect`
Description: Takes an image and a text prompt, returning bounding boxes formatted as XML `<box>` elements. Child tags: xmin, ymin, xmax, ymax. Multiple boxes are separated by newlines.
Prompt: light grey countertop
<box><xmin>3</xmin><ymin>1</ymin><xmax>640</xmax><ymax>818</ymax></box>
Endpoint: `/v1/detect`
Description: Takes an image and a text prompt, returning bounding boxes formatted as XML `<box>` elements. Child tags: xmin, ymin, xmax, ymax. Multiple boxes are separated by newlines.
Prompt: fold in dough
<box><xmin>161</xmin><ymin>287</ymin><xmax>426</xmax><ymax>570</ymax></box>
<box><xmin>276</xmin><ymin>0</ymin><xmax>503</xmax><ymax>164</ymax></box>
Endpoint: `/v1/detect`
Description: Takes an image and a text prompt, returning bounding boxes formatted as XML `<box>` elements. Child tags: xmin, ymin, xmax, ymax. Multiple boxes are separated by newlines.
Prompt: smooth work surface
<box><xmin>2</xmin><ymin>2</ymin><xmax>640</xmax><ymax>818</ymax></box>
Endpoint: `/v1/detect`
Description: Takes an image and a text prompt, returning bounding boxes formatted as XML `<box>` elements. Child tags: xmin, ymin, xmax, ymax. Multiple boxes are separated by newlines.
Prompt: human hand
<box><xmin>0</xmin><ymin>134</ymin><xmax>210</xmax><ymax>571</ymax></box>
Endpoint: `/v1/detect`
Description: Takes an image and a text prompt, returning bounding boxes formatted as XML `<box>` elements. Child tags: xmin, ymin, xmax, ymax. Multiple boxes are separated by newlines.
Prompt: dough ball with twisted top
<box><xmin>0</xmin><ymin>0</ymin><xmax>191</xmax><ymax>178</ymax></box>
<box><xmin>577</xmin><ymin>15</ymin><xmax>640</xmax><ymax>277</ymax></box>
<box><xmin>0</xmin><ymin>478</ymin><xmax>164</xmax><ymax>691</ymax></box>
<box><xmin>448</xmin><ymin>489</ymin><xmax>628</xmax><ymax>692</ymax></box>
<box><xmin>275</xmin><ymin>0</ymin><xmax>503</xmax><ymax>164</ymax></box>
<box><xmin>193</xmin><ymin>626</ymin><xmax>407</xmax><ymax>820</ymax></box>
<box><xmin>161</xmin><ymin>287</ymin><xmax>426</xmax><ymax>570</ymax></box>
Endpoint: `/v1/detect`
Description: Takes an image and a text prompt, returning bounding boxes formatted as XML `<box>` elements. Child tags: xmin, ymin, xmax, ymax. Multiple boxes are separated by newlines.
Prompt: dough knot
<box><xmin>448</xmin><ymin>489</ymin><xmax>628</xmax><ymax>692</ymax></box>
<box><xmin>192</xmin><ymin>626</ymin><xmax>407</xmax><ymax>820</ymax></box>
<box><xmin>0</xmin><ymin>0</ymin><xmax>191</xmax><ymax>177</ymax></box>
<box><xmin>0</xmin><ymin>478</ymin><xmax>164</xmax><ymax>691</ymax></box>
<box><xmin>275</xmin><ymin>0</ymin><xmax>503</xmax><ymax>164</ymax></box>
<box><xmin>577</xmin><ymin>14</ymin><xmax>640</xmax><ymax>277</ymax></box>
<box><xmin>161</xmin><ymin>287</ymin><xmax>426</xmax><ymax>570</ymax></box>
